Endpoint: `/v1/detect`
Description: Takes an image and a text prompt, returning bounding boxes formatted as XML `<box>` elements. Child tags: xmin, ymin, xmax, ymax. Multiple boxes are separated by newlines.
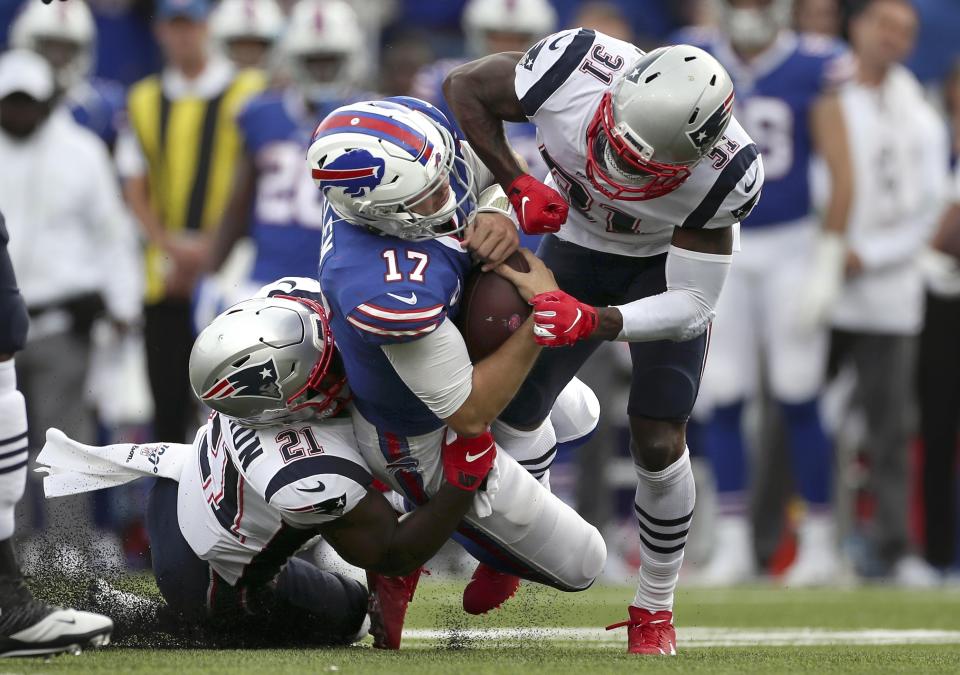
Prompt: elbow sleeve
<box><xmin>614</xmin><ymin>246</ymin><xmax>731</xmax><ymax>343</ymax></box>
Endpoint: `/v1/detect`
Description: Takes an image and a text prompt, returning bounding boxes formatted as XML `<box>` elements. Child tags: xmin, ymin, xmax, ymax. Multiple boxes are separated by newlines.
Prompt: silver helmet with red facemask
<box><xmin>585</xmin><ymin>45</ymin><xmax>735</xmax><ymax>201</ymax></box>
<box><xmin>189</xmin><ymin>295</ymin><xmax>348</xmax><ymax>428</ymax></box>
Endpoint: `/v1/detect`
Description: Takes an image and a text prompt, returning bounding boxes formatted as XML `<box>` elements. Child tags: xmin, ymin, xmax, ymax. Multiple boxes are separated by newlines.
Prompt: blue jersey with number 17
<box><xmin>688</xmin><ymin>30</ymin><xmax>853</xmax><ymax>228</ymax></box>
<box><xmin>318</xmin><ymin>98</ymin><xmax>474</xmax><ymax>437</ymax></box>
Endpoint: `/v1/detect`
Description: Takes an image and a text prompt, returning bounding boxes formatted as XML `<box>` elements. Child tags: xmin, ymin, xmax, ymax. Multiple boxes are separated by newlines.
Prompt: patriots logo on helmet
<box><xmin>201</xmin><ymin>357</ymin><xmax>282</xmax><ymax>401</ymax></box>
<box><xmin>312</xmin><ymin>149</ymin><xmax>386</xmax><ymax>198</ymax></box>
<box><xmin>687</xmin><ymin>91</ymin><xmax>734</xmax><ymax>152</ymax></box>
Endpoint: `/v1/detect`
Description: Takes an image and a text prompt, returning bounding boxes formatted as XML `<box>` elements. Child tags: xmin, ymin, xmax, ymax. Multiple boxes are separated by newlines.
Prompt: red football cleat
<box><xmin>462</xmin><ymin>563</ymin><xmax>521</xmax><ymax>615</ymax></box>
<box><xmin>366</xmin><ymin>567</ymin><xmax>424</xmax><ymax>650</ymax></box>
<box><xmin>606</xmin><ymin>606</ymin><xmax>677</xmax><ymax>655</ymax></box>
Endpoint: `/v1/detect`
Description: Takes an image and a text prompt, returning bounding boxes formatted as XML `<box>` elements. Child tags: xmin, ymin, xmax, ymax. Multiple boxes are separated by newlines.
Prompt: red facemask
<box><xmin>584</xmin><ymin>92</ymin><xmax>694</xmax><ymax>201</ymax></box>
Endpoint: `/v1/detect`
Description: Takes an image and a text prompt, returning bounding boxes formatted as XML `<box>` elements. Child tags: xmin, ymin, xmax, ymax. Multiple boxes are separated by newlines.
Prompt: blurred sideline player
<box><xmin>445</xmin><ymin>31</ymin><xmax>764</xmax><ymax>654</ymax></box>
<box><xmin>37</xmin><ymin>280</ymin><xmax>496</xmax><ymax>650</ymax></box>
<box><xmin>686</xmin><ymin>0</ymin><xmax>854</xmax><ymax>586</ymax></box>
<box><xmin>198</xmin><ymin>0</ymin><xmax>371</xmax><ymax>327</ymax></box>
<box><xmin>209</xmin><ymin>0</ymin><xmax>285</xmax><ymax>70</ymax></box>
<box><xmin>411</xmin><ymin>0</ymin><xmax>555</xmax><ymax>228</ymax></box>
<box><xmin>11</xmin><ymin>0</ymin><xmax>125</xmax><ymax>149</ymax></box>
<box><xmin>309</xmin><ymin>98</ymin><xmax>606</xmax><ymax>615</ymax></box>
<box><xmin>0</xmin><ymin>205</ymin><xmax>113</xmax><ymax>655</ymax></box>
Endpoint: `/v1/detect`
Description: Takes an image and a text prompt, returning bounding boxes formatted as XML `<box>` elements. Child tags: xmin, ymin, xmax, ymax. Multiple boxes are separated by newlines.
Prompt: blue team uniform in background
<box><xmin>237</xmin><ymin>91</ymin><xmax>330</xmax><ymax>283</ymax></box>
<box><xmin>66</xmin><ymin>78</ymin><xmax>126</xmax><ymax>149</ymax></box>
<box><xmin>237</xmin><ymin>90</ymin><xmax>378</xmax><ymax>283</ymax></box>
<box><xmin>687</xmin><ymin>30</ymin><xmax>850</xmax><ymax>228</ymax></box>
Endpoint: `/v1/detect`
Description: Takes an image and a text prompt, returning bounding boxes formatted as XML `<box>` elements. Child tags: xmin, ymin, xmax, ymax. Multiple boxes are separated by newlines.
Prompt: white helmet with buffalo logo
<box><xmin>189</xmin><ymin>296</ymin><xmax>347</xmax><ymax>428</ymax></box>
<box><xmin>586</xmin><ymin>44</ymin><xmax>735</xmax><ymax>201</ymax></box>
<box><xmin>306</xmin><ymin>98</ymin><xmax>476</xmax><ymax>241</ymax></box>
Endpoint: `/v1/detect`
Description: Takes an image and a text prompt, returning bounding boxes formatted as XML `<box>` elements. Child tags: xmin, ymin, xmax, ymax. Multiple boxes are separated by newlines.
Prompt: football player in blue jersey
<box><xmin>200</xmin><ymin>0</ymin><xmax>370</xmax><ymax>326</ymax></box>
<box><xmin>11</xmin><ymin>0</ymin><xmax>126</xmax><ymax>149</ymax></box>
<box><xmin>685</xmin><ymin>0</ymin><xmax>855</xmax><ymax>587</ymax></box>
<box><xmin>308</xmin><ymin>97</ymin><xmax>607</xmax><ymax>616</ymax></box>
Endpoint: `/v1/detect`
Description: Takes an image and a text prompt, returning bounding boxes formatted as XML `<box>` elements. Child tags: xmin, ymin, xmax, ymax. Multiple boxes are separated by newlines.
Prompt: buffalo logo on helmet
<box><xmin>201</xmin><ymin>357</ymin><xmax>282</xmax><ymax>401</ymax></box>
<box><xmin>687</xmin><ymin>91</ymin><xmax>734</xmax><ymax>153</ymax></box>
<box><xmin>311</xmin><ymin>148</ymin><xmax>386</xmax><ymax>198</ymax></box>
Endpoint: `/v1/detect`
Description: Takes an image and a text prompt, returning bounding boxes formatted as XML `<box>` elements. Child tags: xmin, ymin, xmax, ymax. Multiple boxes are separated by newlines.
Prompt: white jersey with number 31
<box><xmin>515</xmin><ymin>28</ymin><xmax>765</xmax><ymax>258</ymax></box>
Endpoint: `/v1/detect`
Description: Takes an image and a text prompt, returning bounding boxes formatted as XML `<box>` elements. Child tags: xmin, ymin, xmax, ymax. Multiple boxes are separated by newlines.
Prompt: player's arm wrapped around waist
<box><xmin>613</xmin><ymin>245</ymin><xmax>731</xmax><ymax>343</ymax></box>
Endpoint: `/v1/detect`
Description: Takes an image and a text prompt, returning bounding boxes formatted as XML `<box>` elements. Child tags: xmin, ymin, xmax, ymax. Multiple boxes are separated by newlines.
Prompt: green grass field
<box><xmin>8</xmin><ymin>581</ymin><xmax>960</xmax><ymax>673</ymax></box>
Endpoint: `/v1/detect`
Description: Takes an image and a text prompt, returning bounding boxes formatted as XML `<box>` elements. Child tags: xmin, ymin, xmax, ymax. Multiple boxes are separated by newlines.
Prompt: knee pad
<box><xmin>550</xmin><ymin>377</ymin><xmax>600</xmax><ymax>445</ymax></box>
<box><xmin>467</xmin><ymin>455</ymin><xmax>606</xmax><ymax>591</ymax></box>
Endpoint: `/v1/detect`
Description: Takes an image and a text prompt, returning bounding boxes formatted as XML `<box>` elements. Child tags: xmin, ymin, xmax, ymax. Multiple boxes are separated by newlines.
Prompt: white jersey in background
<box><xmin>178</xmin><ymin>411</ymin><xmax>372</xmax><ymax>585</ymax></box>
<box><xmin>514</xmin><ymin>28</ymin><xmax>764</xmax><ymax>257</ymax></box>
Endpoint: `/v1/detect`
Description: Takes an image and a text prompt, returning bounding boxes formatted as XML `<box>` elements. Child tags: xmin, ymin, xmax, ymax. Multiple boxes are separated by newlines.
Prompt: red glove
<box><xmin>530</xmin><ymin>291</ymin><xmax>599</xmax><ymax>347</ymax></box>
<box><xmin>441</xmin><ymin>429</ymin><xmax>496</xmax><ymax>491</ymax></box>
<box><xmin>507</xmin><ymin>174</ymin><xmax>568</xmax><ymax>235</ymax></box>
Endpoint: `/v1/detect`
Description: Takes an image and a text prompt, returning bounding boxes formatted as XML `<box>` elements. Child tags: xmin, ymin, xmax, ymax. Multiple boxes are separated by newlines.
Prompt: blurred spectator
<box><xmin>116</xmin><ymin>0</ymin><xmax>265</xmax><ymax>443</ymax></box>
<box><xmin>209</xmin><ymin>0</ymin><xmax>285</xmax><ymax>70</ymax></box>
<box><xmin>0</xmin><ymin>50</ymin><xmax>140</xmax><ymax>537</ymax></box>
<box><xmin>828</xmin><ymin>0</ymin><xmax>947</xmax><ymax>585</ymax></box>
<box><xmin>918</xmin><ymin>57</ymin><xmax>960</xmax><ymax>572</ymax></box>
<box><xmin>9</xmin><ymin>0</ymin><xmax>126</xmax><ymax>149</ymax></box>
<box><xmin>794</xmin><ymin>0</ymin><xmax>842</xmax><ymax>37</ymax></box>
<box><xmin>693</xmin><ymin>0</ymin><xmax>856</xmax><ymax>586</ymax></box>
<box><xmin>571</xmin><ymin>1</ymin><xmax>632</xmax><ymax>43</ymax></box>
<box><xmin>198</xmin><ymin>0</ymin><xmax>368</xmax><ymax>326</ymax></box>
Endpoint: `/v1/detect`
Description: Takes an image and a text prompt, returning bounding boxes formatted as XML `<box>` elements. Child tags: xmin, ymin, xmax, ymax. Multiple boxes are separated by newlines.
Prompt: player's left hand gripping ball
<box><xmin>442</xmin><ymin>429</ymin><xmax>497</xmax><ymax>491</ymax></box>
<box><xmin>529</xmin><ymin>291</ymin><xmax>598</xmax><ymax>347</ymax></box>
<box><xmin>507</xmin><ymin>174</ymin><xmax>569</xmax><ymax>235</ymax></box>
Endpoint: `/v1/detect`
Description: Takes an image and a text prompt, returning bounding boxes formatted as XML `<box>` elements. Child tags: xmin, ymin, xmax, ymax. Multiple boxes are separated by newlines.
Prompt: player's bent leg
<box><xmin>271</xmin><ymin>557</ymin><xmax>369</xmax><ymax>645</ymax></box>
<box><xmin>459</xmin><ymin>451</ymin><xmax>606</xmax><ymax>593</ymax></box>
<box><xmin>0</xmin><ymin>359</ymin><xmax>112</xmax><ymax>657</ymax></box>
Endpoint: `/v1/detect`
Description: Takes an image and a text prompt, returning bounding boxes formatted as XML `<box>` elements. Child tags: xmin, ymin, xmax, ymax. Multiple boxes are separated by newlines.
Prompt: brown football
<box><xmin>456</xmin><ymin>251</ymin><xmax>531</xmax><ymax>362</ymax></box>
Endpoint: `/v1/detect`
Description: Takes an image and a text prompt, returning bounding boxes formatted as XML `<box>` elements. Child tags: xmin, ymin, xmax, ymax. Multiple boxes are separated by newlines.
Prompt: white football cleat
<box><xmin>781</xmin><ymin>514</ymin><xmax>842</xmax><ymax>588</ymax></box>
<box><xmin>0</xmin><ymin>576</ymin><xmax>112</xmax><ymax>657</ymax></box>
<box><xmin>693</xmin><ymin>514</ymin><xmax>756</xmax><ymax>587</ymax></box>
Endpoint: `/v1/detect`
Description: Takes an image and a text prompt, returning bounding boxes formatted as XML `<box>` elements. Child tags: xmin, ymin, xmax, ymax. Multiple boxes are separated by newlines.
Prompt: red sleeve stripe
<box><xmin>347</xmin><ymin>314</ymin><xmax>441</xmax><ymax>337</ymax></box>
<box><xmin>355</xmin><ymin>302</ymin><xmax>444</xmax><ymax>322</ymax></box>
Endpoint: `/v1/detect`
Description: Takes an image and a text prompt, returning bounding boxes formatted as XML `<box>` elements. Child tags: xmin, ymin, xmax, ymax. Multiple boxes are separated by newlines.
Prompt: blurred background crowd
<box><xmin>1</xmin><ymin>0</ymin><xmax>959</xmax><ymax>589</ymax></box>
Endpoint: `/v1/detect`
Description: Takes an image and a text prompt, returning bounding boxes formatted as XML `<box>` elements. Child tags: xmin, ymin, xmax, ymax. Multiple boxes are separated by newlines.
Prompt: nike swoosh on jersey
<box><xmin>297</xmin><ymin>481</ymin><xmax>326</xmax><ymax>493</ymax></box>
<box><xmin>465</xmin><ymin>446</ymin><xmax>492</xmax><ymax>462</ymax></box>
<box><xmin>548</xmin><ymin>35</ymin><xmax>566</xmax><ymax>50</ymax></box>
<box><xmin>386</xmin><ymin>292</ymin><xmax>418</xmax><ymax>305</ymax></box>
<box><xmin>744</xmin><ymin>174</ymin><xmax>758</xmax><ymax>193</ymax></box>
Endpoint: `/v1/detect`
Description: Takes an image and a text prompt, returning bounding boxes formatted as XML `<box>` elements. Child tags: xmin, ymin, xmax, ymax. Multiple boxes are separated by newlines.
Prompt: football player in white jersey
<box><xmin>445</xmin><ymin>30</ymin><xmax>764</xmax><ymax>655</ymax></box>
<box><xmin>37</xmin><ymin>280</ymin><xmax>497</xmax><ymax>650</ymax></box>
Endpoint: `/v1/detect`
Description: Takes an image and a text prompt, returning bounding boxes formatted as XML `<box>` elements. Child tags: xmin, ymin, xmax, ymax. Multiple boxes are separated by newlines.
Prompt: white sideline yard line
<box><xmin>403</xmin><ymin>627</ymin><xmax>960</xmax><ymax>647</ymax></box>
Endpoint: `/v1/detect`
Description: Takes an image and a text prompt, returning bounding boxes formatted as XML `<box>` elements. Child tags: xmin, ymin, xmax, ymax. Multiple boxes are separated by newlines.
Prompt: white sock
<box><xmin>632</xmin><ymin>448</ymin><xmax>696</xmax><ymax>612</ymax></box>
<box><xmin>491</xmin><ymin>419</ymin><xmax>556</xmax><ymax>486</ymax></box>
<box><xmin>0</xmin><ymin>359</ymin><xmax>28</xmax><ymax>541</ymax></box>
